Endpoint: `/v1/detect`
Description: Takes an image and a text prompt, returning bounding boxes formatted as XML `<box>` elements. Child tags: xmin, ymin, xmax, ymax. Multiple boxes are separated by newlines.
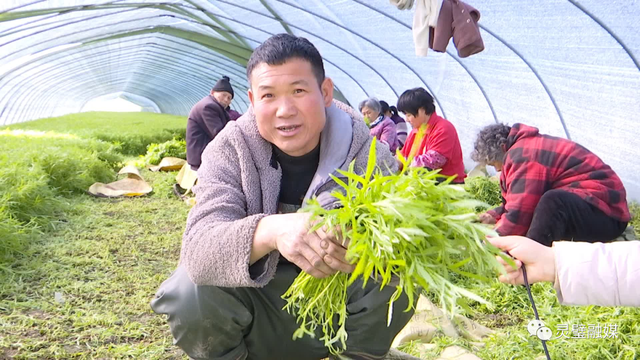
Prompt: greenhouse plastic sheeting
<box><xmin>0</xmin><ymin>0</ymin><xmax>638</xmax><ymax>199</ymax></box>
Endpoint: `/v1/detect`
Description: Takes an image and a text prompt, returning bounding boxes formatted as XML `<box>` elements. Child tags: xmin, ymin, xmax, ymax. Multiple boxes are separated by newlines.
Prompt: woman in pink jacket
<box><xmin>359</xmin><ymin>98</ymin><xmax>398</xmax><ymax>153</ymax></box>
<box><xmin>489</xmin><ymin>236</ymin><xmax>640</xmax><ymax>307</ymax></box>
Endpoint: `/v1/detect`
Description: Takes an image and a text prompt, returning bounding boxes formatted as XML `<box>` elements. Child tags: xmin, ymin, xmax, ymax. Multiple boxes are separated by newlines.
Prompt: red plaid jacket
<box><xmin>488</xmin><ymin>124</ymin><xmax>630</xmax><ymax>236</ymax></box>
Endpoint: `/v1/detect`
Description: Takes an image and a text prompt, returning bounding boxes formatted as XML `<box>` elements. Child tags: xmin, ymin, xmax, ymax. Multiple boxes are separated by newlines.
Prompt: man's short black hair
<box><xmin>397</xmin><ymin>88</ymin><xmax>436</xmax><ymax>115</ymax></box>
<box><xmin>246</xmin><ymin>33</ymin><xmax>325</xmax><ymax>86</ymax></box>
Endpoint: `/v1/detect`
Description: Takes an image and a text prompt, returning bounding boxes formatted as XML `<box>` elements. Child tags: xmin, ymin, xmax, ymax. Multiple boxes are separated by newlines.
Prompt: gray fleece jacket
<box><xmin>180</xmin><ymin>100</ymin><xmax>397</xmax><ymax>288</ymax></box>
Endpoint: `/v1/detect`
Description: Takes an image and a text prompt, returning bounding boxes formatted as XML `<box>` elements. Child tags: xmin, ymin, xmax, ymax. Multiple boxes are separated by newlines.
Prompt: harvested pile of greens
<box><xmin>629</xmin><ymin>201</ymin><xmax>639</xmax><ymax>238</ymax></box>
<box><xmin>139</xmin><ymin>138</ymin><xmax>186</xmax><ymax>166</ymax></box>
<box><xmin>464</xmin><ymin>176</ymin><xmax>502</xmax><ymax>212</ymax></box>
<box><xmin>282</xmin><ymin>140</ymin><xmax>505</xmax><ymax>354</ymax></box>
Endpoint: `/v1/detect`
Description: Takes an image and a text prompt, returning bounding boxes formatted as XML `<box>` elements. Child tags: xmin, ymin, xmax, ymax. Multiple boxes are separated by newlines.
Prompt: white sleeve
<box><xmin>553</xmin><ymin>241</ymin><xmax>640</xmax><ymax>307</ymax></box>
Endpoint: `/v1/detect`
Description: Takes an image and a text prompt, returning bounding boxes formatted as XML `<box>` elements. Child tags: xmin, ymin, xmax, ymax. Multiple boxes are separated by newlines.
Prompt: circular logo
<box><xmin>536</xmin><ymin>326</ymin><xmax>553</xmax><ymax>340</ymax></box>
<box><xmin>527</xmin><ymin>319</ymin><xmax>546</xmax><ymax>336</ymax></box>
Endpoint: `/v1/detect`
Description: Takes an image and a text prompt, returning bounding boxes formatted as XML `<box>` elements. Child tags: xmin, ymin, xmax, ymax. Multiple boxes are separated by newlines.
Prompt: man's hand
<box><xmin>478</xmin><ymin>212</ymin><xmax>497</xmax><ymax>224</ymax></box>
<box><xmin>253</xmin><ymin>213</ymin><xmax>354</xmax><ymax>278</ymax></box>
<box><xmin>487</xmin><ymin>236</ymin><xmax>556</xmax><ymax>285</ymax></box>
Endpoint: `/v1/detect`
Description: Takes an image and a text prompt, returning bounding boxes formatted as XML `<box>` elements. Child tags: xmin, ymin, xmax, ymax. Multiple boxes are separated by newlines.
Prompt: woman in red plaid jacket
<box><xmin>472</xmin><ymin>123</ymin><xmax>630</xmax><ymax>246</ymax></box>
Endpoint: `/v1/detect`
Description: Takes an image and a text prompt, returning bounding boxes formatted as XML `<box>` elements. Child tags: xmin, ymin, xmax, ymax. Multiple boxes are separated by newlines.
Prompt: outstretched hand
<box><xmin>487</xmin><ymin>236</ymin><xmax>556</xmax><ymax>285</ymax></box>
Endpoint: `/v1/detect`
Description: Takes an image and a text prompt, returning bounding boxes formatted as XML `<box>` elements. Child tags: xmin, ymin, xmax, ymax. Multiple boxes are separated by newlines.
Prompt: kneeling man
<box><xmin>151</xmin><ymin>34</ymin><xmax>415</xmax><ymax>360</ymax></box>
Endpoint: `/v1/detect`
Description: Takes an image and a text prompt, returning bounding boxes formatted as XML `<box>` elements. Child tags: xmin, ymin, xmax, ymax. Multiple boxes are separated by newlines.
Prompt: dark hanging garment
<box><xmin>429</xmin><ymin>0</ymin><xmax>484</xmax><ymax>58</ymax></box>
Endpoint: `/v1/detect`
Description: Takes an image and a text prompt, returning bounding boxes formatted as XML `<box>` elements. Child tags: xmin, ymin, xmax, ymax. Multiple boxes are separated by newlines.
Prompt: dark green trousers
<box><xmin>151</xmin><ymin>264</ymin><xmax>414</xmax><ymax>360</ymax></box>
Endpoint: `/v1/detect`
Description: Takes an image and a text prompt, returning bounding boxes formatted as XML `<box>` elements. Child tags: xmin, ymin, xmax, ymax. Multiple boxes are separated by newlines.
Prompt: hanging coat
<box><xmin>430</xmin><ymin>0</ymin><xmax>484</xmax><ymax>58</ymax></box>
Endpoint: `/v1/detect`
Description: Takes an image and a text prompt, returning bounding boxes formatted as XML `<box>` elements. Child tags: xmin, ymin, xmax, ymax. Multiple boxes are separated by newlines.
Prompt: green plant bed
<box><xmin>0</xmin><ymin>130</ymin><xmax>123</xmax><ymax>262</ymax></box>
<box><xmin>0</xmin><ymin>171</ymin><xmax>191</xmax><ymax>359</ymax></box>
<box><xmin>629</xmin><ymin>201</ymin><xmax>639</xmax><ymax>238</ymax></box>
<box><xmin>400</xmin><ymin>278</ymin><xmax>640</xmax><ymax>359</ymax></box>
<box><xmin>471</xmin><ymin>280</ymin><xmax>640</xmax><ymax>360</ymax></box>
<box><xmin>2</xmin><ymin>112</ymin><xmax>186</xmax><ymax>155</ymax></box>
<box><xmin>1</xmin><ymin>113</ymin><xmax>638</xmax><ymax>359</ymax></box>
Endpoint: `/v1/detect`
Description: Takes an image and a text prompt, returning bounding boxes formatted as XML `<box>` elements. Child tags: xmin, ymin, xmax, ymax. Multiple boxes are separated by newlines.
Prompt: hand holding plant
<box><xmin>273</xmin><ymin>212</ymin><xmax>354</xmax><ymax>278</ymax></box>
<box><xmin>478</xmin><ymin>213</ymin><xmax>497</xmax><ymax>224</ymax></box>
<box><xmin>282</xmin><ymin>139</ymin><xmax>505</xmax><ymax>354</ymax></box>
<box><xmin>488</xmin><ymin>236</ymin><xmax>556</xmax><ymax>285</ymax></box>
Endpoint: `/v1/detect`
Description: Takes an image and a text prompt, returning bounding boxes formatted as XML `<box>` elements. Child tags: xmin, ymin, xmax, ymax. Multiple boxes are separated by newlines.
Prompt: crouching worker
<box><xmin>472</xmin><ymin>123</ymin><xmax>630</xmax><ymax>246</ymax></box>
<box><xmin>151</xmin><ymin>34</ymin><xmax>414</xmax><ymax>360</ymax></box>
<box><xmin>186</xmin><ymin>76</ymin><xmax>234</xmax><ymax>171</ymax></box>
<box><xmin>396</xmin><ymin>88</ymin><xmax>466</xmax><ymax>184</ymax></box>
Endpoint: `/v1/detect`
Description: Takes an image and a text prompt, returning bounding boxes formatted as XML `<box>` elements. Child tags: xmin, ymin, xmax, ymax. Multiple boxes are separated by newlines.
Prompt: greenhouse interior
<box><xmin>1</xmin><ymin>0</ymin><xmax>638</xmax><ymax>359</ymax></box>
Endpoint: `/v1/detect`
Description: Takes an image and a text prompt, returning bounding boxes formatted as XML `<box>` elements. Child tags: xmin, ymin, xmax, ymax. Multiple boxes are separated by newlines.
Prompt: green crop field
<box><xmin>2</xmin><ymin>112</ymin><xmax>187</xmax><ymax>155</ymax></box>
<box><xmin>0</xmin><ymin>112</ymin><xmax>638</xmax><ymax>359</ymax></box>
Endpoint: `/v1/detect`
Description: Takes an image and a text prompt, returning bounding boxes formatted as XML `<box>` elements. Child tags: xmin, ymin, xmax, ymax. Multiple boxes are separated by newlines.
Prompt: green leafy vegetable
<box><xmin>282</xmin><ymin>139</ymin><xmax>505</xmax><ymax>354</ymax></box>
<box><xmin>629</xmin><ymin>201</ymin><xmax>639</xmax><ymax>238</ymax></box>
<box><xmin>138</xmin><ymin>138</ymin><xmax>186</xmax><ymax>166</ymax></box>
<box><xmin>464</xmin><ymin>176</ymin><xmax>502</xmax><ymax>212</ymax></box>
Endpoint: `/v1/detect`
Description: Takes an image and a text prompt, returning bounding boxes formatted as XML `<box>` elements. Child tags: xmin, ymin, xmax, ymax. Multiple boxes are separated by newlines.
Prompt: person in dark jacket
<box><xmin>472</xmin><ymin>123</ymin><xmax>630</xmax><ymax>246</ymax></box>
<box><xmin>227</xmin><ymin>106</ymin><xmax>242</xmax><ymax>120</ymax></box>
<box><xmin>186</xmin><ymin>76</ymin><xmax>235</xmax><ymax>170</ymax></box>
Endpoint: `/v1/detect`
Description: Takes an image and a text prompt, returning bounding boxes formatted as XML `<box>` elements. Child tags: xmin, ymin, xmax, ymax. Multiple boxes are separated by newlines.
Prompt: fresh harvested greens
<box><xmin>630</xmin><ymin>201</ymin><xmax>639</xmax><ymax>238</ymax></box>
<box><xmin>464</xmin><ymin>176</ymin><xmax>502</xmax><ymax>212</ymax></box>
<box><xmin>282</xmin><ymin>140</ymin><xmax>505</xmax><ymax>354</ymax></box>
<box><xmin>138</xmin><ymin>138</ymin><xmax>187</xmax><ymax>166</ymax></box>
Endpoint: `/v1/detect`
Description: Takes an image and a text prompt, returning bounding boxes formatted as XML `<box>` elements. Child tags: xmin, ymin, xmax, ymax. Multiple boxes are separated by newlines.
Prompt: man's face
<box><xmin>212</xmin><ymin>91</ymin><xmax>232</xmax><ymax>108</ymax></box>
<box><xmin>248</xmin><ymin>58</ymin><xmax>333</xmax><ymax>157</ymax></box>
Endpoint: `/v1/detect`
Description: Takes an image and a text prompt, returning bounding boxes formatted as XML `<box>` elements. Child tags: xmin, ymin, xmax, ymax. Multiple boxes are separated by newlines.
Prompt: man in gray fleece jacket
<box><xmin>151</xmin><ymin>34</ymin><xmax>415</xmax><ymax>360</ymax></box>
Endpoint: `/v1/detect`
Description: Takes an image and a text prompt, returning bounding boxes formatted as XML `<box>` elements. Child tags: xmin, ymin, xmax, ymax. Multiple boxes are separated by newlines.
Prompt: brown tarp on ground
<box><xmin>174</xmin><ymin>162</ymin><xmax>197</xmax><ymax>196</ymax></box>
<box><xmin>149</xmin><ymin>157</ymin><xmax>186</xmax><ymax>172</ymax></box>
<box><xmin>88</xmin><ymin>165</ymin><xmax>152</xmax><ymax>197</ymax></box>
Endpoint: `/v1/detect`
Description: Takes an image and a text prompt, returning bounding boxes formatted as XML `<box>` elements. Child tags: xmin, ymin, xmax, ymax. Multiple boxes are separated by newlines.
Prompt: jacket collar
<box><xmin>206</xmin><ymin>95</ymin><xmax>230</xmax><ymax>122</ymax></box>
<box><xmin>506</xmin><ymin>123</ymin><xmax>540</xmax><ymax>151</ymax></box>
<box><xmin>427</xmin><ymin>112</ymin><xmax>441</xmax><ymax>128</ymax></box>
<box><xmin>207</xmin><ymin>95</ymin><xmax>225</xmax><ymax>109</ymax></box>
<box><xmin>304</xmin><ymin>102</ymin><xmax>354</xmax><ymax>201</ymax></box>
<box><xmin>234</xmin><ymin>100</ymin><xmax>355</xmax><ymax>188</ymax></box>
<box><xmin>369</xmin><ymin>114</ymin><xmax>385</xmax><ymax>128</ymax></box>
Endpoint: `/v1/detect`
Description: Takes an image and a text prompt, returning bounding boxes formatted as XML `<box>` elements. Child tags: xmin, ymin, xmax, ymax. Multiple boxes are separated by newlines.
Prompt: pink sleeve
<box><xmin>411</xmin><ymin>149</ymin><xmax>447</xmax><ymax>169</ymax></box>
<box><xmin>380</xmin><ymin>121</ymin><xmax>397</xmax><ymax>145</ymax></box>
<box><xmin>553</xmin><ymin>241</ymin><xmax>640</xmax><ymax>307</ymax></box>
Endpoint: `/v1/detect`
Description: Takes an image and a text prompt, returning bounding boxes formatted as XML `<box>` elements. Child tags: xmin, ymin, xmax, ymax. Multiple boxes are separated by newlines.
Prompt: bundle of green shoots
<box><xmin>464</xmin><ymin>176</ymin><xmax>503</xmax><ymax>212</ymax></box>
<box><xmin>282</xmin><ymin>140</ymin><xmax>506</xmax><ymax>355</ymax></box>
